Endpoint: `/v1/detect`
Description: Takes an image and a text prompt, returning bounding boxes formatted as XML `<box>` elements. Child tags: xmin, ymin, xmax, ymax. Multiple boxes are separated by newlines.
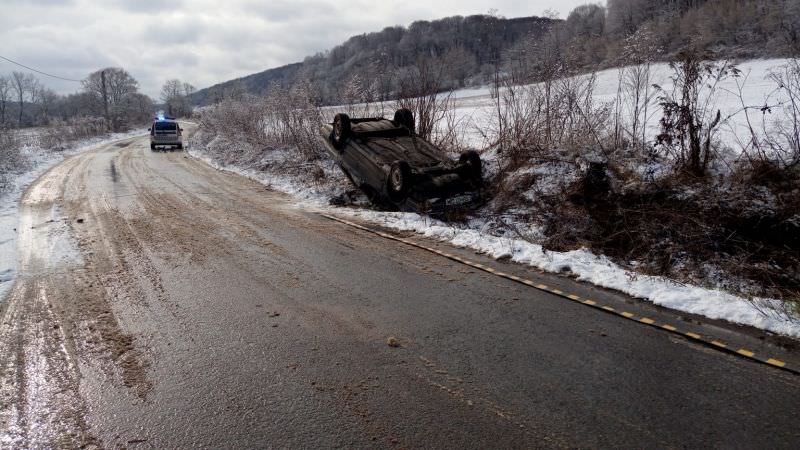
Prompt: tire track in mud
<box><xmin>0</xmin><ymin>143</ymin><xmax>163</xmax><ymax>447</ymax></box>
<box><xmin>59</xmin><ymin>149</ymin><xmax>156</xmax><ymax>399</ymax></box>
<box><xmin>120</xmin><ymin>147</ymin><xmax>302</xmax><ymax>266</ymax></box>
<box><xmin>0</xmin><ymin>279</ymin><xmax>102</xmax><ymax>449</ymax></box>
<box><xmin>0</xmin><ymin>151</ymin><xmax>105</xmax><ymax>447</ymax></box>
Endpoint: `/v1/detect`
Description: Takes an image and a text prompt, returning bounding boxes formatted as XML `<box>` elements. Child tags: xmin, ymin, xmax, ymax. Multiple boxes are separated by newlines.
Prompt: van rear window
<box><xmin>155</xmin><ymin>122</ymin><xmax>177</xmax><ymax>131</ymax></box>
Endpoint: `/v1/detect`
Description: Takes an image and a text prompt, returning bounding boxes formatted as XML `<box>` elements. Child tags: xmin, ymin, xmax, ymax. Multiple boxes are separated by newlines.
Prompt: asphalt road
<box><xmin>1</xmin><ymin>132</ymin><xmax>799</xmax><ymax>449</ymax></box>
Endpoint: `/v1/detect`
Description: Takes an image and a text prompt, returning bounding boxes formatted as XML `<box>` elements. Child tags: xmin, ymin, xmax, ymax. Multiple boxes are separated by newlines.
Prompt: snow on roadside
<box><xmin>0</xmin><ymin>129</ymin><xmax>146</xmax><ymax>302</ymax></box>
<box><xmin>187</xmin><ymin>139</ymin><xmax>348</xmax><ymax>205</ymax></box>
<box><xmin>335</xmin><ymin>209</ymin><xmax>800</xmax><ymax>338</ymax></box>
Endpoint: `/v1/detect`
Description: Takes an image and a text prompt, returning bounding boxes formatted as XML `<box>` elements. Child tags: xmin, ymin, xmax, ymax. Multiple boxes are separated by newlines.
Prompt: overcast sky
<box><xmin>1</xmin><ymin>0</ymin><xmax>594</xmax><ymax>98</ymax></box>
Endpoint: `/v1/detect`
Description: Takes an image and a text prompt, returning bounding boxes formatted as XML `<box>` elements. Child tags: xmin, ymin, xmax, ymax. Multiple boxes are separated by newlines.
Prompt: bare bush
<box><xmin>614</xmin><ymin>27</ymin><xmax>662</xmax><ymax>149</ymax></box>
<box><xmin>0</xmin><ymin>128</ymin><xmax>25</xmax><ymax>191</ymax></box>
<box><xmin>196</xmin><ymin>78</ymin><xmax>324</xmax><ymax>164</ymax></box>
<box><xmin>655</xmin><ymin>50</ymin><xmax>738</xmax><ymax>176</ymax></box>
<box><xmin>429</xmin><ymin>102</ymin><xmax>470</xmax><ymax>155</ymax></box>
<box><xmin>489</xmin><ymin>71</ymin><xmax>612</xmax><ymax>167</ymax></box>
<box><xmin>265</xmin><ymin>79</ymin><xmax>324</xmax><ymax>160</ymax></box>
<box><xmin>395</xmin><ymin>58</ymin><xmax>454</xmax><ymax>142</ymax></box>
<box><xmin>733</xmin><ymin>58</ymin><xmax>800</xmax><ymax>168</ymax></box>
<box><xmin>38</xmin><ymin>117</ymin><xmax>107</xmax><ymax>151</ymax></box>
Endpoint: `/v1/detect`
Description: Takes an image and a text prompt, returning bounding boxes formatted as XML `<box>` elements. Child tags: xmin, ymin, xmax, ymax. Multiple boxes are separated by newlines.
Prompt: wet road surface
<box><xmin>1</xmin><ymin>133</ymin><xmax>799</xmax><ymax>448</ymax></box>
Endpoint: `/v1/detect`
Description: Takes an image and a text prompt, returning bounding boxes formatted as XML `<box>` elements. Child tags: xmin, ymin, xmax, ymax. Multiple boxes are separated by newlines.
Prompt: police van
<box><xmin>149</xmin><ymin>115</ymin><xmax>183</xmax><ymax>150</ymax></box>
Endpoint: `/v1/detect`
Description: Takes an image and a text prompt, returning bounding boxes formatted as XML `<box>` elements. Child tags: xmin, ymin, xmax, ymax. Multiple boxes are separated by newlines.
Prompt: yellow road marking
<box><xmin>322</xmin><ymin>214</ymin><xmax>798</xmax><ymax>375</ymax></box>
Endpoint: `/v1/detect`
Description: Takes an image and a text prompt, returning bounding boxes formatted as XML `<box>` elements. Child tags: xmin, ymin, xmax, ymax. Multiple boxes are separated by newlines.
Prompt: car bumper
<box><xmin>402</xmin><ymin>191</ymin><xmax>481</xmax><ymax>216</ymax></box>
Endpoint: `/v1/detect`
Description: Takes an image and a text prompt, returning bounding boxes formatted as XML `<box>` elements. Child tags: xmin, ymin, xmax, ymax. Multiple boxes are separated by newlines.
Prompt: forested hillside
<box><xmin>191</xmin><ymin>0</ymin><xmax>799</xmax><ymax>106</ymax></box>
<box><xmin>526</xmin><ymin>0</ymin><xmax>800</xmax><ymax>74</ymax></box>
<box><xmin>190</xmin><ymin>14</ymin><xmax>554</xmax><ymax>105</ymax></box>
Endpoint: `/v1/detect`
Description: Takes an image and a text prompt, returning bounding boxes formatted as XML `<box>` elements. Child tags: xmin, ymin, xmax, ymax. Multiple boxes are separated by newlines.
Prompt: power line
<box><xmin>0</xmin><ymin>54</ymin><xmax>83</xmax><ymax>82</ymax></box>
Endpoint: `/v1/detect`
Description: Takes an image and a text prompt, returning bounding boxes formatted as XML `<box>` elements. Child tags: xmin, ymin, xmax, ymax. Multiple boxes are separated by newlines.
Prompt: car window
<box><xmin>154</xmin><ymin>122</ymin><xmax>178</xmax><ymax>131</ymax></box>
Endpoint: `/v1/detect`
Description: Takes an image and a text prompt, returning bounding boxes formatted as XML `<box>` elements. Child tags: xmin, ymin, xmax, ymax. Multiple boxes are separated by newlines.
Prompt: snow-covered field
<box><xmin>445</xmin><ymin>58</ymin><xmax>793</xmax><ymax>150</ymax></box>
<box><xmin>190</xmin><ymin>57</ymin><xmax>800</xmax><ymax>338</ymax></box>
<box><xmin>0</xmin><ymin>129</ymin><xmax>146</xmax><ymax>301</ymax></box>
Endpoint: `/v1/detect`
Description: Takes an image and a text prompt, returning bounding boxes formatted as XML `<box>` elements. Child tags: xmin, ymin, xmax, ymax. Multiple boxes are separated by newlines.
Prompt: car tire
<box><xmin>177</xmin><ymin>143</ymin><xmax>183</xmax><ymax>150</ymax></box>
<box><xmin>150</xmin><ymin>143</ymin><xmax>155</xmax><ymax>150</ymax></box>
<box><xmin>332</xmin><ymin>113</ymin><xmax>351</xmax><ymax>149</ymax></box>
<box><xmin>459</xmin><ymin>150</ymin><xmax>482</xmax><ymax>181</ymax></box>
<box><xmin>387</xmin><ymin>160</ymin><xmax>412</xmax><ymax>201</ymax></box>
<box><xmin>393</xmin><ymin>108</ymin><xmax>415</xmax><ymax>134</ymax></box>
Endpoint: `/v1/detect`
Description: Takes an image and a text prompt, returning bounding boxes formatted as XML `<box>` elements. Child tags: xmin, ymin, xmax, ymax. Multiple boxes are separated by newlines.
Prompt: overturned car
<box><xmin>320</xmin><ymin>109</ymin><xmax>482</xmax><ymax>215</ymax></box>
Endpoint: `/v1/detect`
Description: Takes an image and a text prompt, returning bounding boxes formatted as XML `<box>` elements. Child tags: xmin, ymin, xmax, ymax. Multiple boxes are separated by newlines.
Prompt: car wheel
<box><xmin>150</xmin><ymin>143</ymin><xmax>155</xmax><ymax>150</ymax></box>
<box><xmin>387</xmin><ymin>160</ymin><xmax>412</xmax><ymax>201</ymax></box>
<box><xmin>459</xmin><ymin>150</ymin><xmax>482</xmax><ymax>181</ymax></box>
<box><xmin>332</xmin><ymin>113</ymin><xmax>351</xmax><ymax>149</ymax></box>
<box><xmin>177</xmin><ymin>143</ymin><xmax>183</xmax><ymax>150</ymax></box>
<box><xmin>393</xmin><ymin>108</ymin><xmax>415</xmax><ymax>134</ymax></box>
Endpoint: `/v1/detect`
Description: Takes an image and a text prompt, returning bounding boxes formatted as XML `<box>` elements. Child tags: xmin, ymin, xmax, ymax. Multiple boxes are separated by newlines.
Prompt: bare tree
<box><xmin>160</xmin><ymin>79</ymin><xmax>182</xmax><ymax>116</ymax></box>
<box><xmin>10</xmin><ymin>71</ymin><xmax>34</xmax><ymax>127</ymax></box>
<box><xmin>83</xmin><ymin>68</ymin><xmax>138</xmax><ymax>106</ymax></box>
<box><xmin>0</xmin><ymin>76</ymin><xmax>10</xmax><ymax>127</ymax></box>
<box><xmin>82</xmin><ymin>68</ymin><xmax>143</xmax><ymax>130</ymax></box>
<box><xmin>182</xmin><ymin>82</ymin><xmax>195</xmax><ymax>97</ymax></box>
<box><xmin>35</xmin><ymin>86</ymin><xmax>59</xmax><ymax>125</ymax></box>
<box><xmin>161</xmin><ymin>79</ymin><xmax>194</xmax><ymax>117</ymax></box>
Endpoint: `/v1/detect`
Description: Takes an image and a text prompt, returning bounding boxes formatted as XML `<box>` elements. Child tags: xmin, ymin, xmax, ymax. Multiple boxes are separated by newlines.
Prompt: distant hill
<box><xmin>189</xmin><ymin>62</ymin><xmax>303</xmax><ymax>106</ymax></box>
<box><xmin>190</xmin><ymin>14</ymin><xmax>556</xmax><ymax>106</ymax></box>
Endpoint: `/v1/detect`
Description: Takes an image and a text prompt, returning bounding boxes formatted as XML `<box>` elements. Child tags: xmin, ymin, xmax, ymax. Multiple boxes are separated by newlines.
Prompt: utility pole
<box><xmin>101</xmin><ymin>70</ymin><xmax>109</xmax><ymax>129</ymax></box>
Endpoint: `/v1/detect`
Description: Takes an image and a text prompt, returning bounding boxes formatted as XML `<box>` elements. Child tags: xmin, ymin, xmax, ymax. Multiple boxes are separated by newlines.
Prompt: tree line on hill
<box><xmin>190</xmin><ymin>14</ymin><xmax>555</xmax><ymax>106</ymax></box>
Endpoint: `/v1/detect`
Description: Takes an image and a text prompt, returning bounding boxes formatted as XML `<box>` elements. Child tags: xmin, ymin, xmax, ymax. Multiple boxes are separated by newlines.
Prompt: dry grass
<box><xmin>538</xmin><ymin>163</ymin><xmax>800</xmax><ymax>311</ymax></box>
